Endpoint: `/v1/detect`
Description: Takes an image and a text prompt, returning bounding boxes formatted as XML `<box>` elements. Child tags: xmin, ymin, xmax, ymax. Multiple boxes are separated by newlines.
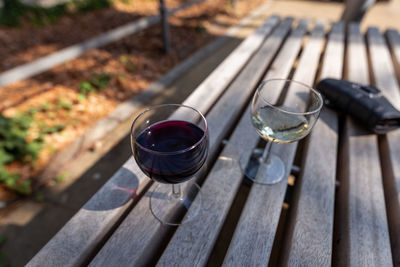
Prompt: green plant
<box><xmin>0</xmin><ymin>113</ymin><xmax>43</xmax><ymax>194</ymax></box>
<box><xmin>90</xmin><ymin>72</ymin><xmax>112</xmax><ymax>89</ymax></box>
<box><xmin>27</xmin><ymin>107</ymin><xmax>39</xmax><ymax>116</ymax></box>
<box><xmin>120</xmin><ymin>56</ymin><xmax>136</xmax><ymax>72</ymax></box>
<box><xmin>119</xmin><ymin>55</ymin><xmax>129</xmax><ymax>64</ymax></box>
<box><xmin>47</xmin><ymin>112</ymin><xmax>56</xmax><ymax>119</ymax></box>
<box><xmin>0</xmin><ymin>114</ymin><xmax>42</xmax><ymax>163</ymax></box>
<box><xmin>0</xmin><ymin>0</ymin><xmax>113</xmax><ymax>27</ymax></box>
<box><xmin>0</xmin><ymin>252</ymin><xmax>8</xmax><ymax>267</ymax></box>
<box><xmin>41</xmin><ymin>124</ymin><xmax>66</xmax><ymax>134</ymax></box>
<box><xmin>0</xmin><ymin>103</ymin><xmax>71</xmax><ymax>194</ymax></box>
<box><xmin>54</xmin><ymin>172</ymin><xmax>68</xmax><ymax>183</ymax></box>
<box><xmin>29</xmin><ymin>4</ymin><xmax>67</xmax><ymax>26</ymax></box>
<box><xmin>77</xmin><ymin>93</ymin><xmax>87</xmax><ymax>101</ymax></box>
<box><xmin>79</xmin><ymin>72</ymin><xmax>112</xmax><ymax>95</ymax></box>
<box><xmin>39</xmin><ymin>102</ymin><xmax>51</xmax><ymax>111</ymax></box>
<box><xmin>0</xmin><ymin>236</ymin><xmax>5</xmax><ymax>247</ymax></box>
<box><xmin>0</xmin><ymin>0</ymin><xmax>67</xmax><ymax>27</ymax></box>
<box><xmin>196</xmin><ymin>23</ymin><xmax>207</xmax><ymax>33</ymax></box>
<box><xmin>79</xmin><ymin>81</ymin><xmax>95</xmax><ymax>95</ymax></box>
<box><xmin>34</xmin><ymin>192</ymin><xmax>45</xmax><ymax>202</ymax></box>
<box><xmin>73</xmin><ymin>0</ymin><xmax>113</xmax><ymax>13</ymax></box>
<box><xmin>56</xmin><ymin>98</ymin><xmax>73</xmax><ymax>110</ymax></box>
<box><xmin>0</xmin><ymin>0</ymin><xmax>25</xmax><ymax>26</ymax></box>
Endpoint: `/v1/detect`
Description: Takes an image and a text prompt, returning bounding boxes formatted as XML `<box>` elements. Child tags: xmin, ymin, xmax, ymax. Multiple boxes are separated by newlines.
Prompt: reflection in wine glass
<box><xmin>246</xmin><ymin>79</ymin><xmax>323</xmax><ymax>184</ymax></box>
<box><xmin>131</xmin><ymin>104</ymin><xmax>209</xmax><ymax>225</ymax></box>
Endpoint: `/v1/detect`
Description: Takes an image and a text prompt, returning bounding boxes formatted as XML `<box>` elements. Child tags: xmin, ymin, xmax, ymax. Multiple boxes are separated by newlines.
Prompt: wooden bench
<box><xmin>28</xmin><ymin>15</ymin><xmax>400</xmax><ymax>266</ymax></box>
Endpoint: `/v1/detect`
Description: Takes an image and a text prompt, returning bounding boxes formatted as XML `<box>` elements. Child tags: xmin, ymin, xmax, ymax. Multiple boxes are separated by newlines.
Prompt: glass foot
<box><xmin>241</xmin><ymin>149</ymin><xmax>286</xmax><ymax>185</ymax></box>
<box><xmin>149</xmin><ymin>182</ymin><xmax>202</xmax><ymax>226</ymax></box>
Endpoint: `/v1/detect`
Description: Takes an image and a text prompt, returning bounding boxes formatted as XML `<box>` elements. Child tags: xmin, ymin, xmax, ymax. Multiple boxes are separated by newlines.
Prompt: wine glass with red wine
<box><xmin>131</xmin><ymin>104</ymin><xmax>208</xmax><ymax>225</ymax></box>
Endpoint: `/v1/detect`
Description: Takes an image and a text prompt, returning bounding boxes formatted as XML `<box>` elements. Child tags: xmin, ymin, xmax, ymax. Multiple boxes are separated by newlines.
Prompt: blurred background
<box><xmin>0</xmin><ymin>0</ymin><xmax>399</xmax><ymax>265</ymax></box>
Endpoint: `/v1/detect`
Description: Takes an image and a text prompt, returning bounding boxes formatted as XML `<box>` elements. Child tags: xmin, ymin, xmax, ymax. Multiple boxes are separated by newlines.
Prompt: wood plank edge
<box><xmin>377</xmin><ymin>134</ymin><xmax>400</xmax><ymax>267</ymax></box>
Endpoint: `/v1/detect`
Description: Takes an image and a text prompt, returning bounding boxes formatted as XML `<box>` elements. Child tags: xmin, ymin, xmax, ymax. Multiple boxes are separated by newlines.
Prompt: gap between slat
<box><xmin>385</xmin><ymin>30</ymin><xmax>400</xmax><ymax>85</ymax></box>
<box><xmin>270</xmin><ymin>21</ymin><xmax>332</xmax><ymax>266</ymax></box>
<box><xmin>378</xmin><ymin>135</ymin><xmax>400</xmax><ymax>267</ymax></box>
<box><xmin>255</xmin><ymin>24</ymin><xmax>312</xmax><ymax>262</ymax></box>
<box><xmin>83</xmin><ymin>180</ymin><xmax>154</xmax><ymax>266</ymax></box>
<box><xmin>199</xmin><ymin>18</ymin><xmax>296</xmax><ymax>265</ymax></box>
<box><xmin>205</xmin><ymin>182</ymin><xmax>251</xmax><ymax>266</ymax></box>
<box><xmin>366</xmin><ymin>27</ymin><xmax>399</xmax><ymax>267</ymax></box>
<box><xmin>140</xmin><ymin>131</ymin><xmax>240</xmax><ymax>266</ymax></box>
<box><xmin>331</xmin><ymin>21</ymin><xmax>349</xmax><ymax>266</ymax></box>
<box><xmin>382</xmin><ymin>30</ymin><xmax>400</xmax><ymax>267</ymax></box>
<box><xmin>331</xmin><ymin>113</ymin><xmax>350</xmax><ymax>267</ymax></box>
<box><xmin>142</xmin><ymin>17</ymin><xmax>290</xmax><ymax>266</ymax></box>
<box><xmin>269</xmin><ymin>138</ymin><xmax>308</xmax><ymax>267</ymax></box>
<box><xmin>201</xmin><ymin>18</ymin><xmax>304</xmax><ymax>266</ymax></box>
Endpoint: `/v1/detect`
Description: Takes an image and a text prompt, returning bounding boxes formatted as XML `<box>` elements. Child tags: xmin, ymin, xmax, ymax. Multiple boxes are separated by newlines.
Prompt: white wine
<box><xmin>252</xmin><ymin>106</ymin><xmax>310</xmax><ymax>143</ymax></box>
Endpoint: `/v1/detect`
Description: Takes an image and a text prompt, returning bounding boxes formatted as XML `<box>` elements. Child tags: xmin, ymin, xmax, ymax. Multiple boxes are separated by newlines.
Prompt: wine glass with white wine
<box><xmin>246</xmin><ymin>78</ymin><xmax>323</xmax><ymax>184</ymax></box>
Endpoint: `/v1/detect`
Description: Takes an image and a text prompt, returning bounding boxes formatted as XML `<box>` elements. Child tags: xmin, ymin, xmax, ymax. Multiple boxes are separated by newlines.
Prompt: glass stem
<box><xmin>172</xmin><ymin>184</ymin><xmax>181</xmax><ymax>199</ymax></box>
<box><xmin>260</xmin><ymin>141</ymin><xmax>272</xmax><ymax>164</ymax></box>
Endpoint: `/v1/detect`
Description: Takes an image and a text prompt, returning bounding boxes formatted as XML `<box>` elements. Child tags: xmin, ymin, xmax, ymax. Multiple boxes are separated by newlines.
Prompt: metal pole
<box><xmin>159</xmin><ymin>0</ymin><xmax>171</xmax><ymax>55</ymax></box>
<box><xmin>341</xmin><ymin>0</ymin><xmax>376</xmax><ymax>23</ymax></box>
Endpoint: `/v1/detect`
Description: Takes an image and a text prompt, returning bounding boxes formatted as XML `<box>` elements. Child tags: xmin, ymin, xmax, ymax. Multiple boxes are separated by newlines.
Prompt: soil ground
<box><xmin>0</xmin><ymin>0</ymin><xmax>266</xmax><ymax>265</ymax></box>
<box><xmin>0</xmin><ymin>0</ymin><xmax>265</xmax><ymax>202</ymax></box>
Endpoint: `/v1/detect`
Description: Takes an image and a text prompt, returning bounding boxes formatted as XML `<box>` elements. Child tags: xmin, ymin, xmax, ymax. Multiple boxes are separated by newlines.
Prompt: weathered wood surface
<box><xmin>156</xmin><ymin>17</ymin><xmax>294</xmax><ymax>267</ymax></box>
<box><xmin>222</xmin><ymin>19</ymin><xmax>313</xmax><ymax>267</ymax></box>
<box><xmin>28</xmin><ymin>17</ymin><xmax>400</xmax><ymax>267</ymax></box>
<box><xmin>27</xmin><ymin>156</ymin><xmax>150</xmax><ymax>267</ymax></box>
<box><xmin>368</xmin><ymin>27</ymin><xmax>400</xmax><ymax>109</ymax></box>
<box><xmin>346</xmin><ymin>24</ymin><xmax>392</xmax><ymax>266</ymax></box>
<box><xmin>343</xmin><ymin>23</ymin><xmax>393</xmax><ymax>267</ymax></box>
<box><xmin>27</xmin><ymin>15</ymin><xmax>280</xmax><ymax>267</ymax></box>
<box><xmin>88</xmin><ymin>17</ymin><xmax>284</xmax><ymax>267</ymax></box>
<box><xmin>156</xmin><ymin>110</ymin><xmax>256</xmax><ymax>267</ymax></box>
<box><xmin>384</xmin><ymin>28</ymin><xmax>400</xmax><ymax>267</ymax></box>
<box><xmin>284</xmin><ymin>21</ymin><xmax>342</xmax><ymax>267</ymax></box>
<box><xmin>368</xmin><ymin>26</ymin><xmax>400</xmax><ymax>267</ymax></box>
<box><xmin>263</xmin><ymin>18</ymin><xmax>308</xmax><ymax>79</ymax></box>
<box><xmin>386</xmin><ymin>29</ymin><xmax>400</xmax><ymax>77</ymax></box>
<box><xmin>181</xmin><ymin>15</ymin><xmax>280</xmax><ymax>114</ymax></box>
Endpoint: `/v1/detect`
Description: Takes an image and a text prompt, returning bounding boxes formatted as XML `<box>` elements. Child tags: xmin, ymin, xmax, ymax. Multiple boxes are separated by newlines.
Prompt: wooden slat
<box><xmin>386</xmin><ymin>29</ymin><xmax>400</xmax><ymax>81</ymax></box>
<box><xmin>156</xmin><ymin>111</ymin><xmax>257</xmax><ymax>267</ymax></box>
<box><xmin>156</xmin><ymin>18</ymin><xmax>295</xmax><ymax>267</ymax></box>
<box><xmin>27</xmin><ymin>16</ymin><xmax>280</xmax><ymax>267</ymax></box>
<box><xmin>368</xmin><ymin>26</ymin><xmax>400</xmax><ymax>266</ymax></box>
<box><xmin>222</xmin><ymin>19</ymin><xmax>313</xmax><ymax>266</ymax></box>
<box><xmin>385</xmin><ymin>28</ymin><xmax>400</xmax><ymax>267</ymax></box>
<box><xmin>182</xmin><ymin>15</ymin><xmax>280</xmax><ymax>114</ymax></box>
<box><xmin>284</xmin><ymin>21</ymin><xmax>342</xmax><ymax>266</ymax></box>
<box><xmin>264</xmin><ymin>19</ymin><xmax>308</xmax><ymax>79</ymax></box>
<box><xmin>319</xmin><ymin>22</ymin><xmax>345</xmax><ymax>80</ymax></box>
<box><xmin>343</xmin><ymin>23</ymin><xmax>393</xmax><ymax>267</ymax></box>
<box><xmin>223</xmin><ymin>146</ymin><xmax>297</xmax><ymax>267</ymax></box>
<box><xmin>87</xmin><ymin>17</ymin><xmax>285</xmax><ymax>267</ymax></box>
<box><xmin>368</xmin><ymin>27</ymin><xmax>400</xmax><ymax>109</ymax></box>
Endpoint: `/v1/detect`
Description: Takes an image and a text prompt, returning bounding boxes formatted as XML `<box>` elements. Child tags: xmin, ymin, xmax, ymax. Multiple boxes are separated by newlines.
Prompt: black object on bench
<box><xmin>316</xmin><ymin>78</ymin><xmax>400</xmax><ymax>134</ymax></box>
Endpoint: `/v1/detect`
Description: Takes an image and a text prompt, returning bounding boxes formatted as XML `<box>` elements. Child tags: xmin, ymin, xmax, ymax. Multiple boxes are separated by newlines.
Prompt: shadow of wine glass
<box><xmin>83</xmin><ymin>167</ymin><xmax>139</xmax><ymax>211</ymax></box>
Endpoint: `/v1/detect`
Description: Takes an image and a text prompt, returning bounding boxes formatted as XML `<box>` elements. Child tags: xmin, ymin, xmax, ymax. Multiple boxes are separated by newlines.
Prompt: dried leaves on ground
<box><xmin>0</xmin><ymin>0</ymin><xmax>266</xmax><ymax>199</ymax></box>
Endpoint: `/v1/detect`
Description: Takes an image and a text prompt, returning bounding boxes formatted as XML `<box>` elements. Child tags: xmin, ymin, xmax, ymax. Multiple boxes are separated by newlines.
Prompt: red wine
<box><xmin>133</xmin><ymin>120</ymin><xmax>208</xmax><ymax>184</ymax></box>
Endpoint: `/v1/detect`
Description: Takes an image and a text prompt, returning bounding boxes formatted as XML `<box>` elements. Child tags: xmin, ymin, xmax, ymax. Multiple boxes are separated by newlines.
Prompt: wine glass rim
<box><xmin>256</xmin><ymin>78</ymin><xmax>323</xmax><ymax>116</ymax></box>
<box><xmin>131</xmin><ymin>103</ymin><xmax>208</xmax><ymax>155</ymax></box>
